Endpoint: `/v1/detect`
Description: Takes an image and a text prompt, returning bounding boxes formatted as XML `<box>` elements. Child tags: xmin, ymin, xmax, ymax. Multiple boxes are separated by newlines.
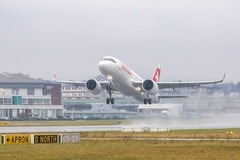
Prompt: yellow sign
<box><xmin>0</xmin><ymin>122</ymin><xmax>9</xmax><ymax>125</ymax></box>
<box><xmin>5</xmin><ymin>134</ymin><xmax>31</xmax><ymax>144</ymax></box>
<box><xmin>34</xmin><ymin>135</ymin><xmax>58</xmax><ymax>144</ymax></box>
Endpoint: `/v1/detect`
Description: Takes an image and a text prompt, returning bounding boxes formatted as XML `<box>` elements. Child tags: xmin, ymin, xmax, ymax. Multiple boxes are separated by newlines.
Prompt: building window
<box><xmin>4</xmin><ymin>98</ymin><xmax>12</xmax><ymax>104</ymax></box>
<box><xmin>64</xmin><ymin>86</ymin><xmax>71</xmax><ymax>90</ymax></box>
<box><xmin>208</xmin><ymin>93</ymin><xmax>214</xmax><ymax>97</ymax></box>
<box><xmin>36</xmin><ymin>99</ymin><xmax>43</xmax><ymax>104</ymax></box>
<box><xmin>0</xmin><ymin>98</ymin><xmax>3</xmax><ymax>105</ymax></box>
<box><xmin>27</xmin><ymin>88</ymin><xmax>35</xmax><ymax>95</ymax></box>
<box><xmin>72</xmin><ymin>86</ymin><xmax>76</xmax><ymax>90</ymax></box>
<box><xmin>28</xmin><ymin>99</ymin><xmax>35</xmax><ymax>105</ymax></box>
<box><xmin>12</xmin><ymin>88</ymin><xmax>19</xmax><ymax>95</ymax></box>
<box><xmin>44</xmin><ymin>99</ymin><xmax>51</xmax><ymax>104</ymax></box>
<box><xmin>224</xmin><ymin>93</ymin><xmax>229</xmax><ymax>97</ymax></box>
<box><xmin>22</xmin><ymin>99</ymin><xmax>27</xmax><ymax>104</ymax></box>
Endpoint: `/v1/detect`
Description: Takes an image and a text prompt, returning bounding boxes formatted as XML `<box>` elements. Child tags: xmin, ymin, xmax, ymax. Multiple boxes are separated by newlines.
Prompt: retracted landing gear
<box><xmin>106</xmin><ymin>84</ymin><xmax>115</xmax><ymax>104</ymax></box>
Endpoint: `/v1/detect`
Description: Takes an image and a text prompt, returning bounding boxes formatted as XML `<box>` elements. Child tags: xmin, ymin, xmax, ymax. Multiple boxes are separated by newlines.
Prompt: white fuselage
<box><xmin>99</xmin><ymin>56</ymin><xmax>159</xmax><ymax>103</ymax></box>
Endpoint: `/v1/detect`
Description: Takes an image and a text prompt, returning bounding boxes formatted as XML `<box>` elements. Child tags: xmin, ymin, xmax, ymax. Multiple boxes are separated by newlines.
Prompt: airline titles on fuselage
<box><xmin>121</xmin><ymin>63</ymin><xmax>132</xmax><ymax>76</ymax></box>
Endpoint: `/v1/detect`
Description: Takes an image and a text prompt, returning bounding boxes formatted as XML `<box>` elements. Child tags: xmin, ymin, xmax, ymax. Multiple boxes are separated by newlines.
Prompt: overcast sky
<box><xmin>0</xmin><ymin>0</ymin><xmax>240</xmax><ymax>83</ymax></box>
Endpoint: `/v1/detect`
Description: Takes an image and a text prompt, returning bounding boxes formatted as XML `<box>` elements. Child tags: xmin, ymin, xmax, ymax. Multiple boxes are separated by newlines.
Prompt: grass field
<box><xmin>80</xmin><ymin>128</ymin><xmax>240</xmax><ymax>139</ymax></box>
<box><xmin>0</xmin><ymin>128</ymin><xmax>240</xmax><ymax>160</ymax></box>
<box><xmin>1</xmin><ymin>121</ymin><xmax>240</xmax><ymax>159</ymax></box>
<box><xmin>1</xmin><ymin>140</ymin><xmax>240</xmax><ymax>160</ymax></box>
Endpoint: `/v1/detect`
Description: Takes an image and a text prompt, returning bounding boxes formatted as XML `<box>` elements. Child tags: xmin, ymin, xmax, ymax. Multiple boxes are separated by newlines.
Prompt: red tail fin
<box><xmin>152</xmin><ymin>65</ymin><xmax>161</xmax><ymax>82</ymax></box>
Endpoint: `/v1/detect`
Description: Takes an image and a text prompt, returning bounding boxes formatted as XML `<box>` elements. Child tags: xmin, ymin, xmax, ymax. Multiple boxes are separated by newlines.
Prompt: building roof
<box><xmin>0</xmin><ymin>73</ymin><xmax>42</xmax><ymax>83</ymax></box>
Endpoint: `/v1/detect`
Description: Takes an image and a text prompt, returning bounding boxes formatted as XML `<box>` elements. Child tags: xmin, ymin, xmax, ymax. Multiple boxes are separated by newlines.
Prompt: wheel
<box><xmin>111</xmin><ymin>98</ymin><xmax>115</xmax><ymax>104</ymax></box>
<box><xmin>148</xmin><ymin>99</ymin><xmax>152</xmax><ymax>104</ymax></box>
<box><xmin>144</xmin><ymin>99</ymin><xmax>148</xmax><ymax>104</ymax></box>
<box><xmin>106</xmin><ymin>98</ymin><xmax>110</xmax><ymax>104</ymax></box>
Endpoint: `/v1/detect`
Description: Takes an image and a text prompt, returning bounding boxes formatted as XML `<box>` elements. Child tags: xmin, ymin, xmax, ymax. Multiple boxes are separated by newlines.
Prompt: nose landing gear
<box><xmin>106</xmin><ymin>84</ymin><xmax>115</xmax><ymax>104</ymax></box>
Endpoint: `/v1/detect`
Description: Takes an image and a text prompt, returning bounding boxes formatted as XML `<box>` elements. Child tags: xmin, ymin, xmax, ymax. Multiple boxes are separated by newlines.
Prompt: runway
<box><xmin>1</xmin><ymin>114</ymin><xmax>240</xmax><ymax>133</ymax></box>
<box><xmin>0</xmin><ymin>125</ymin><xmax>120</xmax><ymax>133</ymax></box>
<box><xmin>1</xmin><ymin>124</ymin><xmax>240</xmax><ymax>133</ymax></box>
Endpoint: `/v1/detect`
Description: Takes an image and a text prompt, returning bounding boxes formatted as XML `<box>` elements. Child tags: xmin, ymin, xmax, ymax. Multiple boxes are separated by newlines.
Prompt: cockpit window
<box><xmin>102</xmin><ymin>58</ymin><xmax>116</xmax><ymax>63</ymax></box>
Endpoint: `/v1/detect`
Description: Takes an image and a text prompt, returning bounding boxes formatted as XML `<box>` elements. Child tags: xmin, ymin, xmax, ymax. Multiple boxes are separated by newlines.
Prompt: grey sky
<box><xmin>0</xmin><ymin>0</ymin><xmax>240</xmax><ymax>83</ymax></box>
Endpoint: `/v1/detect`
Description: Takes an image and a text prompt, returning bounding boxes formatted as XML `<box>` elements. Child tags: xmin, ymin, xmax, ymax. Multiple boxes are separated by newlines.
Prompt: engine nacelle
<box><xmin>86</xmin><ymin>79</ymin><xmax>101</xmax><ymax>95</ymax></box>
<box><xmin>142</xmin><ymin>79</ymin><xmax>159</xmax><ymax>95</ymax></box>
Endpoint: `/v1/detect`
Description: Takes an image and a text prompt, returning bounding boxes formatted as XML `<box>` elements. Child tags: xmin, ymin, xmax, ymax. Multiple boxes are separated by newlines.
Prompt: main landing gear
<box><xmin>143</xmin><ymin>94</ymin><xmax>152</xmax><ymax>104</ymax></box>
<box><xmin>106</xmin><ymin>84</ymin><xmax>115</xmax><ymax>104</ymax></box>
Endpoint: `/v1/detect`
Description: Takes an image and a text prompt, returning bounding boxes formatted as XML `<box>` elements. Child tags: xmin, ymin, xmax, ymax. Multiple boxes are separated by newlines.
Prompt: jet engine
<box><xmin>86</xmin><ymin>79</ymin><xmax>101</xmax><ymax>95</ymax></box>
<box><xmin>142</xmin><ymin>79</ymin><xmax>159</xmax><ymax>95</ymax></box>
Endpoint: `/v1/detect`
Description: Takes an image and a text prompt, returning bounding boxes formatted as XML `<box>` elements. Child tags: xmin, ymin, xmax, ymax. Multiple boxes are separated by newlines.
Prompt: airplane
<box><xmin>55</xmin><ymin>56</ymin><xmax>225</xmax><ymax>105</ymax></box>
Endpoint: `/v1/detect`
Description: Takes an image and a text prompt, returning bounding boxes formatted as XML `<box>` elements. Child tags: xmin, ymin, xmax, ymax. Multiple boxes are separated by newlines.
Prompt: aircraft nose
<box><xmin>99</xmin><ymin>60</ymin><xmax>108</xmax><ymax>75</ymax></box>
<box><xmin>99</xmin><ymin>60</ymin><xmax>115</xmax><ymax>75</ymax></box>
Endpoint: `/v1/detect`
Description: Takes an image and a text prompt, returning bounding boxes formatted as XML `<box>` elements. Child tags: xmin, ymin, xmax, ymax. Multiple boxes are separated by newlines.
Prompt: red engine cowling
<box><xmin>142</xmin><ymin>79</ymin><xmax>159</xmax><ymax>95</ymax></box>
<box><xmin>86</xmin><ymin>79</ymin><xmax>101</xmax><ymax>95</ymax></box>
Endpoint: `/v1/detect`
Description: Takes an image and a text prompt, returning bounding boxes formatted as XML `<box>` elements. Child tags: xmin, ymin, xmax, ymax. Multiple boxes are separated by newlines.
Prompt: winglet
<box><xmin>222</xmin><ymin>72</ymin><xmax>226</xmax><ymax>82</ymax></box>
<box><xmin>216</xmin><ymin>72</ymin><xmax>226</xmax><ymax>83</ymax></box>
<box><xmin>152</xmin><ymin>64</ymin><xmax>161</xmax><ymax>82</ymax></box>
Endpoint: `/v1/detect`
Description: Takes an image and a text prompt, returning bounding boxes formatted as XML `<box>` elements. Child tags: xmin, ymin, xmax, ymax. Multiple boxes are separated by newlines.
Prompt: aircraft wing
<box><xmin>133</xmin><ymin>74</ymin><xmax>225</xmax><ymax>90</ymax></box>
<box><xmin>54</xmin><ymin>79</ymin><xmax>110</xmax><ymax>89</ymax></box>
<box><xmin>54</xmin><ymin>80</ymin><xmax>86</xmax><ymax>86</ymax></box>
<box><xmin>157</xmin><ymin>74</ymin><xmax>225</xmax><ymax>89</ymax></box>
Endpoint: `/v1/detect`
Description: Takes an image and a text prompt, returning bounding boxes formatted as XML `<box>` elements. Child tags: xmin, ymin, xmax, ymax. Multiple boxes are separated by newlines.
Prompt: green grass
<box><xmin>80</xmin><ymin>128</ymin><xmax>240</xmax><ymax>139</ymax></box>
<box><xmin>1</xmin><ymin>121</ymin><xmax>240</xmax><ymax>159</ymax></box>
<box><xmin>1</xmin><ymin>140</ymin><xmax>240</xmax><ymax>160</ymax></box>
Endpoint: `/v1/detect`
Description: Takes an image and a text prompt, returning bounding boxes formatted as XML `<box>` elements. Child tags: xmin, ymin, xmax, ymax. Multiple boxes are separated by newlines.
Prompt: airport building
<box><xmin>61</xmin><ymin>83</ymin><xmax>240</xmax><ymax>119</ymax></box>
<box><xmin>1</xmin><ymin>71</ymin><xmax>239</xmax><ymax>120</ymax></box>
<box><xmin>61</xmin><ymin>84</ymin><xmax>139</xmax><ymax>108</ymax></box>
<box><xmin>0</xmin><ymin>73</ymin><xmax>63</xmax><ymax>119</ymax></box>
